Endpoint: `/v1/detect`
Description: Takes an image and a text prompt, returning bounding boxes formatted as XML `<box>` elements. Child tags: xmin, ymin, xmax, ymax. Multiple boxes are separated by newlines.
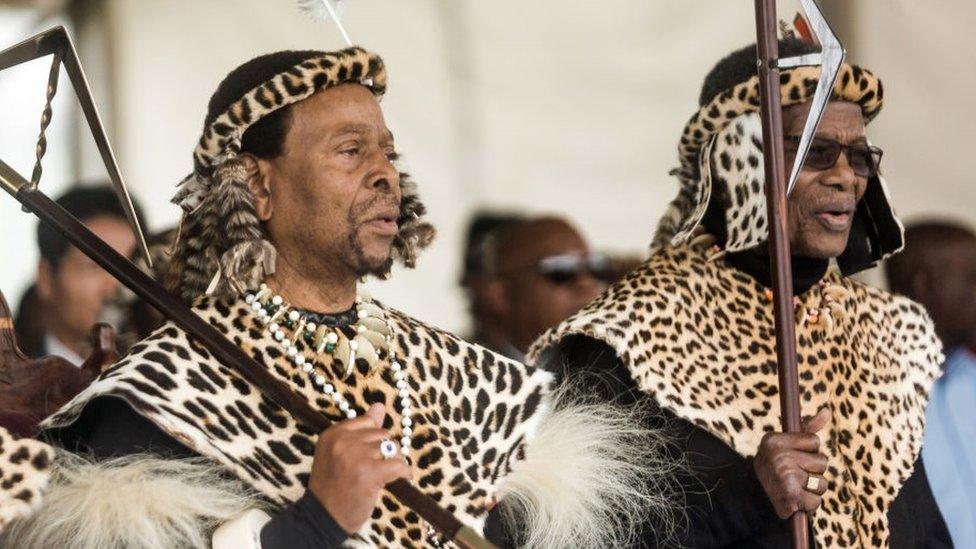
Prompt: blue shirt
<box><xmin>923</xmin><ymin>347</ymin><xmax>976</xmax><ymax>548</ymax></box>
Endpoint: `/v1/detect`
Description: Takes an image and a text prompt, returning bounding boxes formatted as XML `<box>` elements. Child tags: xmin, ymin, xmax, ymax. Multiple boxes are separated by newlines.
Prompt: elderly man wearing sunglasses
<box><xmin>530</xmin><ymin>37</ymin><xmax>949</xmax><ymax>548</ymax></box>
<box><xmin>480</xmin><ymin>216</ymin><xmax>610</xmax><ymax>361</ymax></box>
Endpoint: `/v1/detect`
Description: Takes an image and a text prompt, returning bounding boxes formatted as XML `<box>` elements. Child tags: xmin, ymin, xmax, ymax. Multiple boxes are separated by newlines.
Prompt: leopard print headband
<box><xmin>166</xmin><ymin>48</ymin><xmax>434</xmax><ymax>303</ymax></box>
<box><xmin>654</xmin><ymin>63</ymin><xmax>903</xmax><ymax>269</ymax></box>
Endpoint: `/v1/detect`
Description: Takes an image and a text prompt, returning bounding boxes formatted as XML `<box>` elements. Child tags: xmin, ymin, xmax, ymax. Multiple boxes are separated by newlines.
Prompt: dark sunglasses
<box><xmin>536</xmin><ymin>253</ymin><xmax>614</xmax><ymax>285</ymax></box>
<box><xmin>784</xmin><ymin>135</ymin><xmax>883</xmax><ymax>179</ymax></box>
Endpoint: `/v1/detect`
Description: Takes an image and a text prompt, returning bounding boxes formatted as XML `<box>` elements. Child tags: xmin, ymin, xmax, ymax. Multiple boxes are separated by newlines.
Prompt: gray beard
<box><xmin>348</xmin><ymin>229</ymin><xmax>394</xmax><ymax>278</ymax></box>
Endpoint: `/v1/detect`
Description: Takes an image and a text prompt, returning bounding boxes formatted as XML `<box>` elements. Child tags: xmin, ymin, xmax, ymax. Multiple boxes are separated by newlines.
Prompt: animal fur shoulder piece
<box><xmin>0</xmin><ymin>426</ymin><xmax>52</xmax><ymax>531</ymax></box>
<box><xmin>529</xmin><ymin>239</ymin><xmax>943</xmax><ymax>548</ymax></box>
<box><xmin>41</xmin><ymin>297</ymin><xmax>664</xmax><ymax>548</ymax></box>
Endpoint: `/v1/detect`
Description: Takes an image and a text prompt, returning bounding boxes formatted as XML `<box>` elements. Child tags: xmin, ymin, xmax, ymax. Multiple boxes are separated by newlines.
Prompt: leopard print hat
<box><xmin>166</xmin><ymin>48</ymin><xmax>435</xmax><ymax>303</ymax></box>
<box><xmin>654</xmin><ymin>41</ymin><xmax>903</xmax><ymax>273</ymax></box>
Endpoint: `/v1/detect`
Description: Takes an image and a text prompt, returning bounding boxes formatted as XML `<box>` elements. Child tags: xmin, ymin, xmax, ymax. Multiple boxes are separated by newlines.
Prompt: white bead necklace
<box><xmin>244</xmin><ymin>284</ymin><xmax>414</xmax><ymax>458</ymax></box>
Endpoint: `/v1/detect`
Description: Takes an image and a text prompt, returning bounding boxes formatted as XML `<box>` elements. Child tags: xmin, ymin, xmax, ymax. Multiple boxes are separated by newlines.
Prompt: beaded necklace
<box><xmin>244</xmin><ymin>284</ymin><xmax>414</xmax><ymax>457</ymax></box>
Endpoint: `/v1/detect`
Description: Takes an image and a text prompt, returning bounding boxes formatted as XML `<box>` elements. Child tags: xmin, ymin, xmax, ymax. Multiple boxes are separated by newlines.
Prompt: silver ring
<box><xmin>380</xmin><ymin>439</ymin><xmax>398</xmax><ymax>460</ymax></box>
<box><xmin>805</xmin><ymin>474</ymin><xmax>822</xmax><ymax>492</ymax></box>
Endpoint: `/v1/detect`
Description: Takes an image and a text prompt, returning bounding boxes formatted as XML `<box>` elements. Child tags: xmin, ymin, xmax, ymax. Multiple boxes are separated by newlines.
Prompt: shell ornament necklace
<box><xmin>244</xmin><ymin>284</ymin><xmax>414</xmax><ymax>458</ymax></box>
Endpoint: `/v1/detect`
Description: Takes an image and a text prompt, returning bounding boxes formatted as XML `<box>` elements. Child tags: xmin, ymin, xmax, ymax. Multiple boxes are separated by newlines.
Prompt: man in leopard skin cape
<box><xmin>530</xmin><ymin>39</ymin><xmax>951</xmax><ymax>548</ymax></box>
<box><xmin>0</xmin><ymin>48</ymin><xmax>669</xmax><ymax>548</ymax></box>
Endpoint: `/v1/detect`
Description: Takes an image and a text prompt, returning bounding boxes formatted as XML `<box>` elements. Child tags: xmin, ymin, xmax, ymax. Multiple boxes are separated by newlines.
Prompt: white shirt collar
<box><xmin>44</xmin><ymin>333</ymin><xmax>85</xmax><ymax>367</ymax></box>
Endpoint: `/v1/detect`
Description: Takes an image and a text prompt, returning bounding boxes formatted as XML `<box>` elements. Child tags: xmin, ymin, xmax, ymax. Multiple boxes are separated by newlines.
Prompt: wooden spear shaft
<box><xmin>753</xmin><ymin>1</ymin><xmax>809</xmax><ymax>548</ymax></box>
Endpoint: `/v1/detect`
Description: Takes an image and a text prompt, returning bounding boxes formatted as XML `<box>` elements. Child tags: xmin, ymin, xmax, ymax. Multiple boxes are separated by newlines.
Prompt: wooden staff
<box><xmin>0</xmin><ymin>162</ymin><xmax>494</xmax><ymax>549</ymax></box>
<box><xmin>753</xmin><ymin>1</ymin><xmax>809</xmax><ymax>548</ymax></box>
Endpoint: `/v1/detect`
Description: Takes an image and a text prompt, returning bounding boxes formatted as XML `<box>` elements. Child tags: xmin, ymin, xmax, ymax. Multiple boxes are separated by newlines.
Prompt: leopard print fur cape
<box><xmin>43</xmin><ymin>297</ymin><xmax>554</xmax><ymax>548</ymax></box>
<box><xmin>0</xmin><ymin>426</ymin><xmax>52</xmax><ymax>531</ymax></box>
<box><xmin>530</xmin><ymin>240</ymin><xmax>942</xmax><ymax>548</ymax></box>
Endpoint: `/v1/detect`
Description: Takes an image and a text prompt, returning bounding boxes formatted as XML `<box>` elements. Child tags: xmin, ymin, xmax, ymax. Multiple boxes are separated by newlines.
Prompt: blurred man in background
<box><xmin>886</xmin><ymin>220</ymin><xmax>976</xmax><ymax>548</ymax></box>
<box><xmin>481</xmin><ymin>215</ymin><xmax>609</xmax><ymax>360</ymax></box>
<box><xmin>459</xmin><ymin>211</ymin><xmax>524</xmax><ymax>350</ymax></box>
<box><xmin>12</xmin><ymin>284</ymin><xmax>44</xmax><ymax>358</ymax></box>
<box><xmin>17</xmin><ymin>186</ymin><xmax>142</xmax><ymax>365</ymax></box>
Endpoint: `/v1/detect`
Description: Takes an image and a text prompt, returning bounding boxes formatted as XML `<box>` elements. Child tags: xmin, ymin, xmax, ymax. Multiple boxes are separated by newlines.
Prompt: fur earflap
<box><xmin>166</xmin><ymin>183</ymin><xmax>220</xmax><ymax>302</ymax></box>
<box><xmin>211</xmin><ymin>160</ymin><xmax>276</xmax><ymax>297</ymax></box>
<box><xmin>390</xmin><ymin>172</ymin><xmax>435</xmax><ymax>268</ymax></box>
<box><xmin>215</xmin><ymin>240</ymin><xmax>277</xmax><ymax>297</ymax></box>
<box><xmin>172</xmin><ymin>172</ymin><xmax>209</xmax><ymax>215</ymax></box>
<box><xmin>167</xmin><ymin>159</ymin><xmax>277</xmax><ymax>302</ymax></box>
<box><xmin>652</xmin><ymin>176</ymin><xmax>702</xmax><ymax>250</ymax></box>
<box><xmin>496</xmin><ymin>382</ymin><xmax>680</xmax><ymax>548</ymax></box>
<box><xmin>0</xmin><ymin>454</ymin><xmax>266</xmax><ymax>549</ymax></box>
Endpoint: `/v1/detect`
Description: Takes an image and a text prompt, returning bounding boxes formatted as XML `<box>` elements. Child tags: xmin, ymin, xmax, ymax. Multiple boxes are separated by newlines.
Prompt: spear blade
<box><xmin>0</xmin><ymin>26</ymin><xmax>153</xmax><ymax>269</ymax></box>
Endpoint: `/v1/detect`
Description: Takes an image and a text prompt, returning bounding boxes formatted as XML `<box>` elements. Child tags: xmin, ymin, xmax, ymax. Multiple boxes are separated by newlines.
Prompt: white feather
<box><xmin>0</xmin><ymin>454</ymin><xmax>267</xmax><ymax>549</ymax></box>
<box><xmin>297</xmin><ymin>0</ymin><xmax>352</xmax><ymax>45</ymax></box>
<box><xmin>496</xmin><ymin>382</ymin><xmax>682</xmax><ymax>548</ymax></box>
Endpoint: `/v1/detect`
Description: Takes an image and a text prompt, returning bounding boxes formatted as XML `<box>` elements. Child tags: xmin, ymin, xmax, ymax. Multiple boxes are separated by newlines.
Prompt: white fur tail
<box><xmin>496</xmin><ymin>384</ymin><xmax>680</xmax><ymax>548</ymax></box>
<box><xmin>0</xmin><ymin>454</ymin><xmax>266</xmax><ymax>549</ymax></box>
